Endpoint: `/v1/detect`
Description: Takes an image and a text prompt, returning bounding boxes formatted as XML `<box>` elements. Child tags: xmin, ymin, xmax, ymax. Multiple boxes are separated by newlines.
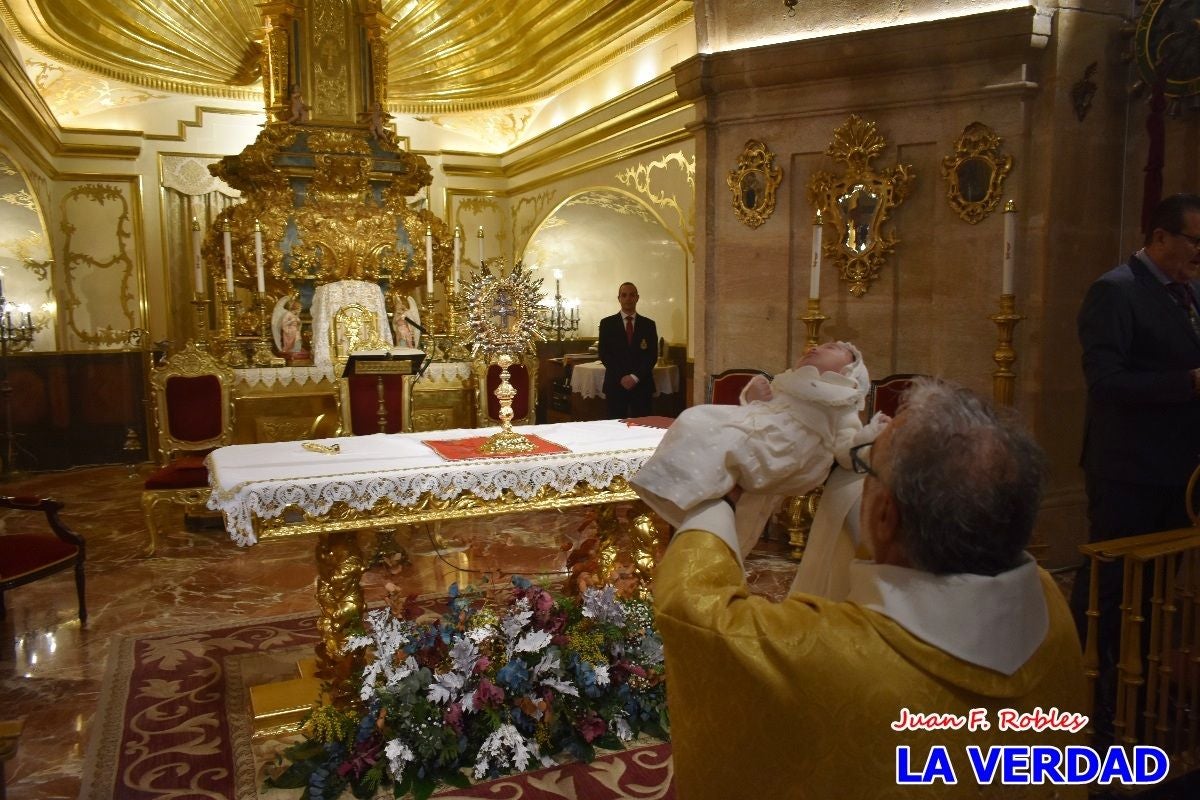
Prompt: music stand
<box><xmin>340</xmin><ymin>350</ymin><xmax>425</xmax><ymax>434</ymax></box>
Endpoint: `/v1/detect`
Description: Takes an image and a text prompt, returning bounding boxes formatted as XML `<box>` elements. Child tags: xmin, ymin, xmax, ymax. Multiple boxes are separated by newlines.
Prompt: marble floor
<box><xmin>0</xmin><ymin>465</ymin><xmax>799</xmax><ymax>800</ymax></box>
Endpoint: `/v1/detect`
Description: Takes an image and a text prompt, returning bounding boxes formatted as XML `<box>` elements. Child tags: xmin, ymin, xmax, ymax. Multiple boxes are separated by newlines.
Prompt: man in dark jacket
<box><xmin>597</xmin><ymin>282</ymin><xmax>657</xmax><ymax>419</ymax></box>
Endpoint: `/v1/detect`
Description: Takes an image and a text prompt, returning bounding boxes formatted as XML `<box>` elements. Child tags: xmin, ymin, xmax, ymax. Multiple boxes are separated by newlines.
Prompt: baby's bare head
<box><xmin>796</xmin><ymin>341</ymin><xmax>856</xmax><ymax>374</ymax></box>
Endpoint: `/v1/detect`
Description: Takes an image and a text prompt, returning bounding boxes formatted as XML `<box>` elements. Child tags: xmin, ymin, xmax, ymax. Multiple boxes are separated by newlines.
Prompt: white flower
<box><xmin>427</xmin><ymin>670</ymin><xmax>466</xmax><ymax>704</ymax></box>
<box><xmin>540</xmin><ymin>677</ymin><xmax>579</xmax><ymax>696</ymax></box>
<box><xmin>449</xmin><ymin>637</ymin><xmax>480</xmax><ymax>673</ymax></box>
<box><xmin>614</xmin><ymin>716</ymin><xmax>633</xmax><ymax>742</ymax></box>
<box><xmin>384</xmin><ymin>737</ymin><xmax>414</xmax><ymax>780</ymax></box>
<box><xmin>467</xmin><ymin>625</ymin><xmax>494</xmax><ymax>643</ymax></box>
<box><xmin>582</xmin><ymin>585</ymin><xmax>627</xmax><ymax>626</ymax></box>
<box><xmin>473</xmin><ymin>723</ymin><xmax>535</xmax><ymax>779</ymax></box>
<box><xmin>500</xmin><ymin>600</ymin><xmax>533</xmax><ymax>639</ymax></box>
<box><xmin>514</xmin><ymin>630</ymin><xmax>552</xmax><ymax>654</ymax></box>
<box><xmin>592</xmin><ymin>663</ymin><xmax>611</xmax><ymax>686</ymax></box>
<box><xmin>532</xmin><ymin>650</ymin><xmax>560</xmax><ymax>677</ymax></box>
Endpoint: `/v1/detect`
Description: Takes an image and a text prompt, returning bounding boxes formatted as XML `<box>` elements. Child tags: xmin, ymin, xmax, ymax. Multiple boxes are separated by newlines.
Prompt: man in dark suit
<box><xmin>597</xmin><ymin>281</ymin><xmax>658</xmax><ymax>419</ymax></box>
<box><xmin>1074</xmin><ymin>192</ymin><xmax>1200</xmax><ymax>734</ymax></box>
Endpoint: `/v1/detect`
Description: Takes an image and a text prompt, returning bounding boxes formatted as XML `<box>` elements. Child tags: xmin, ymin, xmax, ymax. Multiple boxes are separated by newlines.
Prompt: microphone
<box><xmin>403</xmin><ymin>316</ymin><xmax>428</xmax><ymax>334</ymax></box>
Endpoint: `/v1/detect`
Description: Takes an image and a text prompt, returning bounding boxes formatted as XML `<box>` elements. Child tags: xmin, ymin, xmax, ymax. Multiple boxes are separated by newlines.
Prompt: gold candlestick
<box><xmin>190</xmin><ymin>295</ymin><xmax>211</xmax><ymax>350</ymax></box>
<box><xmin>222</xmin><ymin>299</ymin><xmax>248</xmax><ymax>368</ymax></box>
<box><xmin>799</xmin><ymin>297</ymin><xmax>829</xmax><ymax>349</ymax></box>
<box><xmin>250</xmin><ymin>292</ymin><xmax>275</xmax><ymax>366</ymax></box>
<box><xmin>479</xmin><ymin>353</ymin><xmax>537</xmax><ymax>454</ymax></box>
<box><xmin>421</xmin><ymin>297</ymin><xmax>440</xmax><ymax>361</ymax></box>
<box><xmin>442</xmin><ymin>280</ymin><xmax>470</xmax><ymax>362</ymax></box>
<box><xmin>990</xmin><ymin>293</ymin><xmax>1022</xmax><ymax>407</ymax></box>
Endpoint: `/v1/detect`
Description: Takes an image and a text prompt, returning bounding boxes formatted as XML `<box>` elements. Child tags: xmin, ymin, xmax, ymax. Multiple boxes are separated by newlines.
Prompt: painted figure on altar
<box><xmin>391</xmin><ymin>294</ymin><xmax>421</xmax><ymax>349</ymax></box>
<box><xmin>272</xmin><ymin>295</ymin><xmax>305</xmax><ymax>357</ymax></box>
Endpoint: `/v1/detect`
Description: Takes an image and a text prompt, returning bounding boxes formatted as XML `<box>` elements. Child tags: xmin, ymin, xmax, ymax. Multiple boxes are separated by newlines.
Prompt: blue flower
<box><xmin>496</xmin><ymin>658</ymin><xmax>530</xmax><ymax>692</ymax></box>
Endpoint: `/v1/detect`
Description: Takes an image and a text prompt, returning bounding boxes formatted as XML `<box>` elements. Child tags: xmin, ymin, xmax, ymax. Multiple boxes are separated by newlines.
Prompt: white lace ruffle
<box><xmin>206</xmin><ymin>421</ymin><xmax>666</xmax><ymax>546</ymax></box>
<box><xmin>235</xmin><ymin>365</ymin><xmax>338</xmax><ymax>388</ymax></box>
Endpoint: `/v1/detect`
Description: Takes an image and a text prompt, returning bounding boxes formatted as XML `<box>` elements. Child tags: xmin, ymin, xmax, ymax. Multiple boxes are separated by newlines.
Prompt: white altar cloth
<box><xmin>207</xmin><ymin>419</ymin><xmax>667</xmax><ymax>546</ymax></box>
<box><xmin>570</xmin><ymin>361</ymin><xmax>680</xmax><ymax>399</ymax></box>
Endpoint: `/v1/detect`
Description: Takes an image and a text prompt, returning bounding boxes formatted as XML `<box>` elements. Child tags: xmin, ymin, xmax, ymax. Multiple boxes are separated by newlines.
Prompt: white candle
<box><xmin>254</xmin><ymin>220</ymin><xmax>265</xmax><ymax>294</ymax></box>
<box><xmin>425</xmin><ymin>225</ymin><xmax>434</xmax><ymax>294</ymax></box>
<box><xmin>477</xmin><ymin>225</ymin><xmax>484</xmax><ymax>266</ymax></box>
<box><xmin>222</xmin><ymin>223</ymin><xmax>234</xmax><ymax>294</ymax></box>
<box><xmin>809</xmin><ymin>210</ymin><xmax>823</xmax><ymax>300</ymax></box>
<box><xmin>191</xmin><ymin>218</ymin><xmax>203</xmax><ymax>295</ymax></box>
<box><xmin>453</xmin><ymin>226</ymin><xmax>462</xmax><ymax>284</ymax></box>
<box><xmin>1002</xmin><ymin>200</ymin><xmax>1017</xmax><ymax>296</ymax></box>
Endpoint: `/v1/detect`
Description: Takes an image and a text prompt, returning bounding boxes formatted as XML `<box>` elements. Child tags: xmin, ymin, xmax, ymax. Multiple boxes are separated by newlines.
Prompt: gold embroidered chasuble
<box><xmin>654</xmin><ymin>532</ymin><xmax>1088</xmax><ymax>799</ymax></box>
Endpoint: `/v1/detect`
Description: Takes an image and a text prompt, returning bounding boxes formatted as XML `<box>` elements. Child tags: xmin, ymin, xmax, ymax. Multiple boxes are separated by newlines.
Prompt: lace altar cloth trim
<box><xmin>233</xmin><ymin>361</ymin><xmax>472</xmax><ymax>389</ymax></box>
<box><xmin>424</xmin><ymin>434</ymin><xmax>569</xmax><ymax>461</ymax></box>
<box><xmin>206</xmin><ymin>420</ymin><xmax>665</xmax><ymax>546</ymax></box>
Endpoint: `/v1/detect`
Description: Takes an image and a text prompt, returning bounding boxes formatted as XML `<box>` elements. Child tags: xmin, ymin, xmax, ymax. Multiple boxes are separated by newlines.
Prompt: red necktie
<box><xmin>625</xmin><ymin>315</ymin><xmax>634</xmax><ymax>345</ymax></box>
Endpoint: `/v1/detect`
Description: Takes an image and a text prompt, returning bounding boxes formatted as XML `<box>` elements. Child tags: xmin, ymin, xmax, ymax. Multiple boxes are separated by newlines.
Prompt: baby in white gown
<box><xmin>631</xmin><ymin>341</ymin><xmax>886</xmax><ymax>561</ymax></box>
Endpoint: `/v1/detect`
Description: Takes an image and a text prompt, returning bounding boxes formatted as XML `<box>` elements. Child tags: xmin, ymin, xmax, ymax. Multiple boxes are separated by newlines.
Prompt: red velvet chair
<box><xmin>865</xmin><ymin>373</ymin><xmax>921</xmax><ymax>418</ymax></box>
<box><xmin>474</xmin><ymin>356</ymin><xmax>537</xmax><ymax>427</ymax></box>
<box><xmin>338</xmin><ymin>374</ymin><xmax>413</xmax><ymax>434</ymax></box>
<box><xmin>141</xmin><ymin>342</ymin><xmax>235</xmax><ymax>555</ymax></box>
<box><xmin>709</xmin><ymin>368</ymin><xmax>772</xmax><ymax>406</ymax></box>
<box><xmin>0</xmin><ymin>496</ymin><xmax>86</xmax><ymax>622</ymax></box>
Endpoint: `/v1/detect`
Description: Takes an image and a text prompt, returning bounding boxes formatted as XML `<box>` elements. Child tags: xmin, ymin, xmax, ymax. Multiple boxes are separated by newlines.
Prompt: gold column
<box><xmin>315</xmin><ymin>530</ymin><xmax>371</xmax><ymax>704</ymax></box>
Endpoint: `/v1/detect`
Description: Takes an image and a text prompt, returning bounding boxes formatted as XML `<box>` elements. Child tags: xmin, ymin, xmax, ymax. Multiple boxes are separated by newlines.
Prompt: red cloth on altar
<box><xmin>424</xmin><ymin>434</ymin><xmax>569</xmax><ymax>461</ymax></box>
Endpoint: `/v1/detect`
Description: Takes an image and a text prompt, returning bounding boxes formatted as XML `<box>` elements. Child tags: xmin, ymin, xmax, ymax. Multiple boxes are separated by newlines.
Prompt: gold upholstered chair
<box><xmin>331</xmin><ymin>304</ymin><xmax>413</xmax><ymax>435</ymax></box>
<box><xmin>473</xmin><ymin>355</ymin><xmax>538</xmax><ymax>427</ymax></box>
<box><xmin>141</xmin><ymin>342</ymin><xmax>235</xmax><ymax>555</ymax></box>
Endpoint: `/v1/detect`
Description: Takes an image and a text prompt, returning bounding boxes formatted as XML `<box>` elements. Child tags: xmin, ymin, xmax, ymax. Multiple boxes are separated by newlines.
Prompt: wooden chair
<box><xmin>141</xmin><ymin>342</ymin><xmax>235</xmax><ymax>555</ymax></box>
<box><xmin>473</xmin><ymin>355</ymin><xmax>538</xmax><ymax>427</ymax></box>
<box><xmin>710</xmin><ymin>368</ymin><xmax>772</xmax><ymax>406</ymax></box>
<box><xmin>0</xmin><ymin>496</ymin><xmax>86</xmax><ymax>622</ymax></box>
<box><xmin>865</xmin><ymin>373</ymin><xmax>920</xmax><ymax>418</ymax></box>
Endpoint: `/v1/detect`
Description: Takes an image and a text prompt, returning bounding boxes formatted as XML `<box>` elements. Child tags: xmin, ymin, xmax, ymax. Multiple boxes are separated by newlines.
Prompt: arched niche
<box><xmin>0</xmin><ymin>150</ymin><xmax>56</xmax><ymax>351</ymax></box>
<box><xmin>521</xmin><ymin>189</ymin><xmax>688</xmax><ymax>347</ymax></box>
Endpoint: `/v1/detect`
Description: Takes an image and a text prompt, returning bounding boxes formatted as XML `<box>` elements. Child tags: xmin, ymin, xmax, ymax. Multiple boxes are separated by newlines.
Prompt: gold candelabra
<box><xmin>441</xmin><ymin>279</ymin><xmax>471</xmax><ymax>362</ymax></box>
<box><xmin>220</xmin><ymin>296</ymin><xmax>248</xmax><ymax>368</ymax></box>
<box><xmin>190</xmin><ymin>294</ymin><xmax>211</xmax><ymax>350</ymax></box>
<box><xmin>990</xmin><ymin>293</ymin><xmax>1022</xmax><ymax>407</ymax></box>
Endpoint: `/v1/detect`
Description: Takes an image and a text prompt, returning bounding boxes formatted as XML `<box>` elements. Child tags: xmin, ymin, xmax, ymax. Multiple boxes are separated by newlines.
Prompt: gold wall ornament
<box><xmin>940</xmin><ymin>122</ymin><xmax>1013</xmax><ymax>225</ymax></box>
<box><xmin>807</xmin><ymin>115</ymin><xmax>915</xmax><ymax>296</ymax></box>
<box><xmin>458</xmin><ymin>260</ymin><xmax>546</xmax><ymax>453</ymax></box>
<box><xmin>726</xmin><ymin>139</ymin><xmax>782</xmax><ymax>229</ymax></box>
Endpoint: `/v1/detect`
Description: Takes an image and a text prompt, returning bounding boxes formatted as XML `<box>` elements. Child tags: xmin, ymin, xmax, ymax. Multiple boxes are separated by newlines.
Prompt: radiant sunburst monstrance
<box><xmin>459</xmin><ymin>260</ymin><xmax>546</xmax><ymax>453</ymax></box>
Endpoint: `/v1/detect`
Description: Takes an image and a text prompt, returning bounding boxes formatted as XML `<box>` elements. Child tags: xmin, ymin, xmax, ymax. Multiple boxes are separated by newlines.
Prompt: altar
<box><xmin>206</xmin><ymin>418</ymin><xmax>668</xmax><ymax>710</ymax></box>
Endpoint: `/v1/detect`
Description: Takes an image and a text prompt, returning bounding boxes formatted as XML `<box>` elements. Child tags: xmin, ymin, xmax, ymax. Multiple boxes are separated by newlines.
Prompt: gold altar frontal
<box><xmin>231</xmin><ymin>362</ymin><xmax>475</xmax><ymax>443</ymax></box>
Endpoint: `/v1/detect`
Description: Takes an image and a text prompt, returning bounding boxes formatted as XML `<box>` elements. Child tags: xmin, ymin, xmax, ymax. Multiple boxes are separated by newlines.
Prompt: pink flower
<box><xmin>576</xmin><ymin>712</ymin><xmax>607</xmax><ymax>743</ymax></box>
<box><xmin>444</xmin><ymin>702</ymin><xmax>465</xmax><ymax>735</ymax></box>
<box><xmin>475</xmin><ymin>677</ymin><xmax>505</xmax><ymax>710</ymax></box>
<box><xmin>473</xmin><ymin>655</ymin><xmax>491</xmax><ymax>674</ymax></box>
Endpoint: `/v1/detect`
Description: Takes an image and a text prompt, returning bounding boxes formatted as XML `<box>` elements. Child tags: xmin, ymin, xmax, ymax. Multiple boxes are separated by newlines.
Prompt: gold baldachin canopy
<box><xmin>0</xmin><ymin>0</ymin><xmax>692</xmax><ymax>112</ymax></box>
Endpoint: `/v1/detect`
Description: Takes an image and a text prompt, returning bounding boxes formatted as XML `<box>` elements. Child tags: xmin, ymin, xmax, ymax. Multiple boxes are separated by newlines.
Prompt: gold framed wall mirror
<box><xmin>940</xmin><ymin>122</ymin><xmax>1012</xmax><ymax>224</ymax></box>
<box><xmin>726</xmin><ymin>139</ymin><xmax>783</xmax><ymax>229</ymax></box>
<box><xmin>807</xmin><ymin>115</ymin><xmax>914</xmax><ymax>296</ymax></box>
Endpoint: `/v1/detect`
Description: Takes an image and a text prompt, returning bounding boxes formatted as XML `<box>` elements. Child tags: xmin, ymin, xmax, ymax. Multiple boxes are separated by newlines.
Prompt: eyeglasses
<box><xmin>849</xmin><ymin>441</ymin><xmax>877</xmax><ymax>477</ymax></box>
<box><xmin>1173</xmin><ymin>230</ymin><xmax>1200</xmax><ymax>249</ymax></box>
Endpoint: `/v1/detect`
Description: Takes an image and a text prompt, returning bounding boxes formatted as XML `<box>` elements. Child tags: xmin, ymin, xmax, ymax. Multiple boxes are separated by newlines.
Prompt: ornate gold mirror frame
<box><xmin>807</xmin><ymin>116</ymin><xmax>914</xmax><ymax>296</ymax></box>
<box><xmin>940</xmin><ymin>122</ymin><xmax>1012</xmax><ymax>224</ymax></box>
<box><xmin>726</xmin><ymin>140</ymin><xmax>783</xmax><ymax>229</ymax></box>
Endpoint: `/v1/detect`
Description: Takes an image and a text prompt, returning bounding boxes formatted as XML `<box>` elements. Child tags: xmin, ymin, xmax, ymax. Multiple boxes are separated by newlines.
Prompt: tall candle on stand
<box><xmin>425</xmin><ymin>224</ymin><xmax>434</xmax><ymax>295</ymax></box>
<box><xmin>191</xmin><ymin>218</ymin><xmax>203</xmax><ymax>295</ymax></box>
<box><xmin>453</xmin><ymin>225</ymin><xmax>462</xmax><ymax>284</ymax></box>
<box><xmin>477</xmin><ymin>225</ymin><xmax>485</xmax><ymax>266</ymax></box>
<box><xmin>1002</xmin><ymin>200</ymin><xmax>1017</xmax><ymax>295</ymax></box>
<box><xmin>809</xmin><ymin>210</ymin><xmax>823</xmax><ymax>299</ymax></box>
<box><xmin>222</xmin><ymin>221</ymin><xmax>234</xmax><ymax>295</ymax></box>
<box><xmin>254</xmin><ymin>220</ymin><xmax>265</xmax><ymax>294</ymax></box>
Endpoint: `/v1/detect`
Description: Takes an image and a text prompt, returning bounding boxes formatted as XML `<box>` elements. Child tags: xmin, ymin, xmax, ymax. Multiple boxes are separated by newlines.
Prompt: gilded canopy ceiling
<box><xmin>0</xmin><ymin>0</ymin><xmax>693</xmax><ymax>113</ymax></box>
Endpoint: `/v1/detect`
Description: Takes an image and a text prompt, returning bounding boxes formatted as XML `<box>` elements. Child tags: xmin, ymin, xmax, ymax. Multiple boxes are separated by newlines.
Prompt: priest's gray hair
<box><xmin>883</xmin><ymin>378</ymin><xmax>1046</xmax><ymax>576</ymax></box>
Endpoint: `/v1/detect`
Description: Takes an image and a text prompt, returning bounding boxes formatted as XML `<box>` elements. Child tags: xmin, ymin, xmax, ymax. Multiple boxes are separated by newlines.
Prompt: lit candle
<box><xmin>222</xmin><ymin>221</ymin><xmax>234</xmax><ymax>295</ymax></box>
<box><xmin>425</xmin><ymin>224</ymin><xmax>434</xmax><ymax>294</ymax></box>
<box><xmin>254</xmin><ymin>219</ymin><xmax>265</xmax><ymax>294</ymax></box>
<box><xmin>477</xmin><ymin>225</ymin><xmax>484</xmax><ymax>266</ymax></box>
<box><xmin>20</xmin><ymin>304</ymin><xmax>31</xmax><ymax>331</ymax></box>
<box><xmin>453</xmin><ymin>225</ymin><xmax>462</xmax><ymax>284</ymax></box>
<box><xmin>1002</xmin><ymin>200</ymin><xmax>1017</xmax><ymax>296</ymax></box>
<box><xmin>191</xmin><ymin>218</ymin><xmax>203</xmax><ymax>295</ymax></box>
<box><xmin>809</xmin><ymin>209</ymin><xmax>823</xmax><ymax>299</ymax></box>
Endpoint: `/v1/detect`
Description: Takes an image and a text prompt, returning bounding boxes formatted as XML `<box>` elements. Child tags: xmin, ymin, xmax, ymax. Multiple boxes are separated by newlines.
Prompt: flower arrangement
<box><xmin>267</xmin><ymin>576</ymin><xmax>669</xmax><ymax>800</ymax></box>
